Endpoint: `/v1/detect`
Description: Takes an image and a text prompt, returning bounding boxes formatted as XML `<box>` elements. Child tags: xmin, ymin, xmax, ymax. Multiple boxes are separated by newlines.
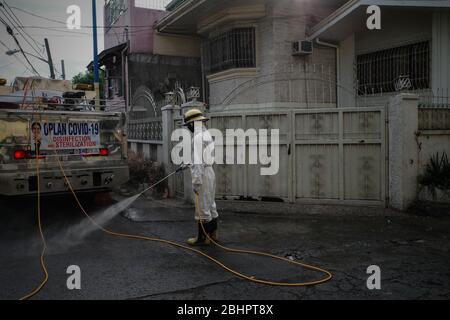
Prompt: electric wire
<box><xmin>2</xmin><ymin>0</ymin><xmax>45</xmax><ymax>51</ymax></box>
<box><xmin>0</xmin><ymin>3</ymin><xmax>46</xmax><ymax>60</ymax></box>
<box><xmin>0</xmin><ymin>39</ymin><xmax>36</xmax><ymax>75</ymax></box>
<box><xmin>0</xmin><ymin>4</ymin><xmax>60</xmax><ymax>77</ymax></box>
<box><xmin>0</xmin><ymin>17</ymin><xmax>40</xmax><ymax>76</ymax></box>
<box><xmin>8</xmin><ymin>5</ymin><xmax>164</xmax><ymax>29</ymax></box>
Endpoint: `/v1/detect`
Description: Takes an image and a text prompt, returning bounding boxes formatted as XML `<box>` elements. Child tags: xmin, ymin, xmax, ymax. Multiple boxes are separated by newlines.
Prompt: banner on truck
<box><xmin>31</xmin><ymin>121</ymin><xmax>101</xmax><ymax>153</ymax></box>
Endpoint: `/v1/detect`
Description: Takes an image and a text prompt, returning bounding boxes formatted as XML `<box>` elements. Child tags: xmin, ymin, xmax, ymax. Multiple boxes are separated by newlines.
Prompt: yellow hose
<box><xmin>195</xmin><ymin>195</ymin><xmax>332</xmax><ymax>286</ymax></box>
<box><xmin>56</xmin><ymin>156</ymin><xmax>332</xmax><ymax>287</ymax></box>
<box><xmin>20</xmin><ymin>122</ymin><xmax>49</xmax><ymax>300</ymax></box>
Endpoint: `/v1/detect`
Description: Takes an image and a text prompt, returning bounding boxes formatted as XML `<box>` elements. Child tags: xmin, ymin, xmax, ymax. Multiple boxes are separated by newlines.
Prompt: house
<box><xmin>98</xmin><ymin>0</ymin><xmax>202</xmax><ymax>160</ymax></box>
<box><xmin>155</xmin><ymin>0</ymin><xmax>450</xmax><ymax>209</ymax></box>
<box><xmin>157</xmin><ymin>0</ymin><xmax>349</xmax><ymax>112</ymax></box>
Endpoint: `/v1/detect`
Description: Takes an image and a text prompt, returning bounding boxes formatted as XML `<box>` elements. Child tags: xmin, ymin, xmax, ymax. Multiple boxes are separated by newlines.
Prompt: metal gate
<box><xmin>208</xmin><ymin>107</ymin><xmax>387</xmax><ymax>206</ymax></box>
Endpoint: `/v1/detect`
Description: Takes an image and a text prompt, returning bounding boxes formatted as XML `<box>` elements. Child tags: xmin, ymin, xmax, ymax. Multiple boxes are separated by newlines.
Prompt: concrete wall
<box><xmin>355</xmin><ymin>9</ymin><xmax>432</xmax><ymax>55</ymax></box>
<box><xmin>417</xmin><ymin>109</ymin><xmax>450</xmax><ymax>203</ymax></box>
<box><xmin>153</xmin><ymin>33</ymin><xmax>201</xmax><ymax>58</ymax></box>
<box><xmin>130</xmin><ymin>6</ymin><xmax>167</xmax><ymax>53</ymax></box>
<box><xmin>419</xmin><ymin>132</ymin><xmax>450</xmax><ymax>171</ymax></box>
<box><xmin>388</xmin><ymin>94</ymin><xmax>450</xmax><ymax>208</ymax></box>
<box><xmin>338</xmin><ymin>34</ymin><xmax>356</xmax><ymax>108</ymax></box>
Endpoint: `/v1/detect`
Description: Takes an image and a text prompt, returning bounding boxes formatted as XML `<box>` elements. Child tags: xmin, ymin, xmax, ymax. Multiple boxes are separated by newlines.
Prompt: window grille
<box><xmin>357</xmin><ymin>41</ymin><xmax>430</xmax><ymax>95</ymax></box>
<box><xmin>205</xmin><ymin>27</ymin><xmax>256</xmax><ymax>74</ymax></box>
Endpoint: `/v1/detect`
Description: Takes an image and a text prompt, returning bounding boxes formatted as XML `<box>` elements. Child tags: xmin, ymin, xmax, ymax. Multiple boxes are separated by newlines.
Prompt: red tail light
<box><xmin>14</xmin><ymin>150</ymin><xmax>27</xmax><ymax>160</ymax></box>
<box><xmin>99</xmin><ymin>148</ymin><xmax>109</xmax><ymax>156</ymax></box>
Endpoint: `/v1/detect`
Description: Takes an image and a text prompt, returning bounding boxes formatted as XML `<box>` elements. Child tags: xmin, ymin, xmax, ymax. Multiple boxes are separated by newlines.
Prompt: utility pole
<box><xmin>92</xmin><ymin>0</ymin><xmax>100</xmax><ymax>111</ymax></box>
<box><xmin>44</xmin><ymin>38</ymin><xmax>55</xmax><ymax>79</ymax></box>
<box><xmin>61</xmin><ymin>60</ymin><xmax>66</xmax><ymax>80</ymax></box>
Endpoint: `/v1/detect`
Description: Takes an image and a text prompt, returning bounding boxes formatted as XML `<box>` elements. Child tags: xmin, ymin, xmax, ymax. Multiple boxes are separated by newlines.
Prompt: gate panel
<box><xmin>293</xmin><ymin>107</ymin><xmax>386</xmax><ymax>205</ymax></box>
<box><xmin>295</xmin><ymin>112</ymin><xmax>339</xmax><ymax>140</ymax></box>
<box><xmin>214</xmin><ymin>152</ymin><xmax>245</xmax><ymax>198</ymax></box>
<box><xmin>246</xmin><ymin>144</ymin><xmax>290</xmax><ymax>199</ymax></box>
<box><xmin>295</xmin><ymin>144</ymin><xmax>340</xmax><ymax>199</ymax></box>
<box><xmin>343</xmin><ymin>111</ymin><xmax>382</xmax><ymax>140</ymax></box>
<box><xmin>343</xmin><ymin>144</ymin><xmax>382</xmax><ymax>201</ymax></box>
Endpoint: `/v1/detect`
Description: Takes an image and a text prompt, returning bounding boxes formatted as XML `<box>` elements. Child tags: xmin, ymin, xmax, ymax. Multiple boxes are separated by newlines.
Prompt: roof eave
<box><xmin>308</xmin><ymin>0</ymin><xmax>361</xmax><ymax>40</ymax></box>
<box><xmin>308</xmin><ymin>0</ymin><xmax>450</xmax><ymax>41</ymax></box>
<box><xmin>156</xmin><ymin>0</ymin><xmax>208</xmax><ymax>34</ymax></box>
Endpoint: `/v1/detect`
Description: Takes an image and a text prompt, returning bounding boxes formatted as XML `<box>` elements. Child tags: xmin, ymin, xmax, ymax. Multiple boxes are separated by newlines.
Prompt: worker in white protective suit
<box><xmin>182</xmin><ymin>108</ymin><xmax>219</xmax><ymax>246</ymax></box>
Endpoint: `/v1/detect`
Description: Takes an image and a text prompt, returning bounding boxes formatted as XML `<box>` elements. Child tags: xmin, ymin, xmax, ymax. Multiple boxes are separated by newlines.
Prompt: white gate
<box><xmin>208</xmin><ymin>107</ymin><xmax>387</xmax><ymax>206</ymax></box>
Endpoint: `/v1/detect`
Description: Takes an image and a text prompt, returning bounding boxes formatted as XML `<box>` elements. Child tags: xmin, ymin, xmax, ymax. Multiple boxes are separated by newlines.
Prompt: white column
<box><xmin>388</xmin><ymin>93</ymin><xmax>419</xmax><ymax>211</ymax></box>
<box><xmin>161</xmin><ymin>104</ymin><xmax>180</xmax><ymax>196</ymax></box>
<box><xmin>338</xmin><ymin>34</ymin><xmax>356</xmax><ymax>108</ymax></box>
<box><xmin>432</xmin><ymin>10</ymin><xmax>450</xmax><ymax>95</ymax></box>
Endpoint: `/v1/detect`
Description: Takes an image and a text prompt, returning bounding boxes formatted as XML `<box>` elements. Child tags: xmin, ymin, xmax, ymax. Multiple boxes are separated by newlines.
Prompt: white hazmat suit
<box><xmin>190</xmin><ymin>124</ymin><xmax>219</xmax><ymax>222</ymax></box>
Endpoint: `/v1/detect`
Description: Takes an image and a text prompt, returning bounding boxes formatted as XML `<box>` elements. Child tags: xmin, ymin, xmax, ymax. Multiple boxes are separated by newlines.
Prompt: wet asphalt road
<box><xmin>0</xmin><ymin>194</ymin><xmax>449</xmax><ymax>300</ymax></box>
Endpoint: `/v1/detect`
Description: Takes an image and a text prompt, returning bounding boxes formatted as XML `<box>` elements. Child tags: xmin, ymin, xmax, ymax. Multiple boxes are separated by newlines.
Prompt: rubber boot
<box><xmin>208</xmin><ymin>218</ymin><xmax>219</xmax><ymax>242</ymax></box>
<box><xmin>187</xmin><ymin>220</ymin><xmax>211</xmax><ymax>246</ymax></box>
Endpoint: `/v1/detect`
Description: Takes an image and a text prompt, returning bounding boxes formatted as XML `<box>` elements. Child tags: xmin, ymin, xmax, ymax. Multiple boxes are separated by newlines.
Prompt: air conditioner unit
<box><xmin>292</xmin><ymin>40</ymin><xmax>313</xmax><ymax>56</ymax></box>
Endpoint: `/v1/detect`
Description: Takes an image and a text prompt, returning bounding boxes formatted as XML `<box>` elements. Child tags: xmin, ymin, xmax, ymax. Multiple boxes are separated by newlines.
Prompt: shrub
<box><xmin>148</xmin><ymin>162</ymin><xmax>168</xmax><ymax>196</ymax></box>
<box><xmin>127</xmin><ymin>151</ymin><xmax>151</xmax><ymax>187</ymax></box>
<box><xmin>418</xmin><ymin>152</ymin><xmax>450</xmax><ymax>200</ymax></box>
<box><xmin>126</xmin><ymin>151</ymin><xmax>168</xmax><ymax>197</ymax></box>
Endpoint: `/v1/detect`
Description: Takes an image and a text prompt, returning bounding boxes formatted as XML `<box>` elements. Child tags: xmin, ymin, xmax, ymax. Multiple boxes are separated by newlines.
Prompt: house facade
<box><xmin>100</xmin><ymin>0</ymin><xmax>202</xmax><ymax>160</ymax></box>
<box><xmin>152</xmin><ymin>0</ymin><xmax>450</xmax><ymax>209</ymax></box>
<box><xmin>158</xmin><ymin>0</ymin><xmax>350</xmax><ymax>112</ymax></box>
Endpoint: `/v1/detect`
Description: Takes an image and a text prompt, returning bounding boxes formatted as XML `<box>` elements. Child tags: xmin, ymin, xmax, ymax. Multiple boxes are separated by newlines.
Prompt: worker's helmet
<box><xmin>183</xmin><ymin>108</ymin><xmax>208</xmax><ymax>126</ymax></box>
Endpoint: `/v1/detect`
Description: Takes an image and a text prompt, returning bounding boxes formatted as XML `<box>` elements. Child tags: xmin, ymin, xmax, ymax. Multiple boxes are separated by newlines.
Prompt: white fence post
<box><xmin>161</xmin><ymin>103</ymin><xmax>180</xmax><ymax>197</ymax></box>
<box><xmin>388</xmin><ymin>93</ymin><xmax>419</xmax><ymax>211</ymax></box>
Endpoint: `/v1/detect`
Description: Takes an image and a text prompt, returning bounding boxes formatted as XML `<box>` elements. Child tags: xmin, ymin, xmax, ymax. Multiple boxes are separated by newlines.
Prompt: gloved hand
<box><xmin>176</xmin><ymin>164</ymin><xmax>190</xmax><ymax>173</ymax></box>
<box><xmin>193</xmin><ymin>183</ymin><xmax>202</xmax><ymax>195</ymax></box>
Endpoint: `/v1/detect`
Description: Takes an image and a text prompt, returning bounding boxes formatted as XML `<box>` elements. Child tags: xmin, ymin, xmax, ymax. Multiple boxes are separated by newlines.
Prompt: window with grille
<box><xmin>357</xmin><ymin>41</ymin><xmax>430</xmax><ymax>95</ymax></box>
<box><xmin>204</xmin><ymin>27</ymin><xmax>256</xmax><ymax>74</ymax></box>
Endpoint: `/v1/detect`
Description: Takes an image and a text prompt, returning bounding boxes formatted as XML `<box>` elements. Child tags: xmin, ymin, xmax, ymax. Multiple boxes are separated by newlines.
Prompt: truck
<box><xmin>0</xmin><ymin>77</ymin><xmax>129</xmax><ymax>197</ymax></box>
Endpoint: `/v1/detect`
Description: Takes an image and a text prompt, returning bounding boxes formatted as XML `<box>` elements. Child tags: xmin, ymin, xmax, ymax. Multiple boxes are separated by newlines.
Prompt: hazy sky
<box><xmin>0</xmin><ymin>0</ymin><xmax>104</xmax><ymax>84</ymax></box>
